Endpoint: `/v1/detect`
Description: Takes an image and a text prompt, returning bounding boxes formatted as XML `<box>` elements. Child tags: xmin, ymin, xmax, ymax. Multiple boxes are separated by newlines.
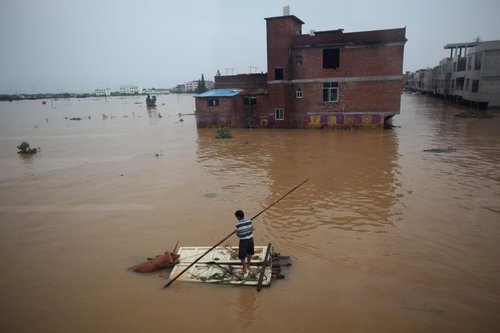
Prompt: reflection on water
<box><xmin>0</xmin><ymin>93</ymin><xmax>499</xmax><ymax>333</ymax></box>
<box><xmin>237</xmin><ymin>289</ymin><xmax>258</xmax><ymax>330</ymax></box>
<box><xmin>18</xmin><ymin>152</ymin><xmax>37</xmax><ymax>166</ymax></box>
<box><xmin>196</xmin><ymin>128</ymin><xmax>401</xmax><ymax>241</ymax></box>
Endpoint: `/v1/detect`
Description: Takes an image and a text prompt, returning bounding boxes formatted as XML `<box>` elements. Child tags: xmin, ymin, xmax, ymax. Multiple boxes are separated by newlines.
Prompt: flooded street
<box><xmin>0</xmin><ymin>93</ymin><xmax>499</xmax><ymax>332</ymax></box>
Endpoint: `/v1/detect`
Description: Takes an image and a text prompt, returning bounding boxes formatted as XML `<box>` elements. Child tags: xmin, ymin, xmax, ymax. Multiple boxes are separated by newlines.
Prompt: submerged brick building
<box><xmin>195</xmin><ymin>10</ymin><xmax>407</xmax><ymax>129</ymax></box>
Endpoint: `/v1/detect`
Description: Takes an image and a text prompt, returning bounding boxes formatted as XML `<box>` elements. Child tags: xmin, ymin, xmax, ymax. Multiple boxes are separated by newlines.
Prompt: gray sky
<box><xmin>1</xmin><ymin>0</ymin><xmax>499</xmax><ymax>94</ymax></box>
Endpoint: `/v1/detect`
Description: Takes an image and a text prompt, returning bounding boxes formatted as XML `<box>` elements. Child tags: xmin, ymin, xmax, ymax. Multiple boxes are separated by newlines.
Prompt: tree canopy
<box><xmin>196</xmin><ymin>74</ymin><xmax>208</xmax><ymax>94</ymax></box>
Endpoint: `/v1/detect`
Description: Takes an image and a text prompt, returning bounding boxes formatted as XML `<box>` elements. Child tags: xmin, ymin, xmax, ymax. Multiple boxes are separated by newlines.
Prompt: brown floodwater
<box><xmin>0</xmin><ymin>93</ymin><xmax>499</xmax><ymax>333</ymax></box>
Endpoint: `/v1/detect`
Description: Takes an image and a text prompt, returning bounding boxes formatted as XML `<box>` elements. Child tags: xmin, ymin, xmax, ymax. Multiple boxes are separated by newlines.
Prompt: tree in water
<box><xmin>196</xmin><ymin>74</ymin><xmax>208</xmax><ymax>94</ymax></box>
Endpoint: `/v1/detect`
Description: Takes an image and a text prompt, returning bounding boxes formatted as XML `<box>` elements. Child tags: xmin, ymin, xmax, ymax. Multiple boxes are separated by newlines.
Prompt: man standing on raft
<box><xmin>234</xmin><ymin>210</ymin><xmax>255</xmax><ymax>276</ymax></box>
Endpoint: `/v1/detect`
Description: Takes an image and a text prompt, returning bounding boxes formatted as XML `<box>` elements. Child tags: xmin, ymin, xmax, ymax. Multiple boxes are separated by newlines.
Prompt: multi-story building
<box><xmin>195</xmin><ymin>9</ymin><xmax>407</xmax><ymax>129</ymax></box>
<box><xmin>176</xmin><ymin>80</ymin><xmax>215</xmax><ymax>93</ymax></box>
<box><xmin>119</xmin><ymin>85</ymin><xmax>142</xmax><ymax>95</ymax></box>
<box><xmin>404</xmin><ymin>40</ymin><xmax>500</xmax><ymax>108</ymax></box>
<box><xmin>185</xmin><ymin>81</ymin><xmax>198</xmax><ymax>93</ymax></box>
<box><xmin>461</xmin><ymin>41</ymin><xmax>500</xmax><ymax>107</ymax></box>
<box><xmin>95</xmin><ymin>88</ymin><xmax>111</xmax><ymax>96</ymax></box>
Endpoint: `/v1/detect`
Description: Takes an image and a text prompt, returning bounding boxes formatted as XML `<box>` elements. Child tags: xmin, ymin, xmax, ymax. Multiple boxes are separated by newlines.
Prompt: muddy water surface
<box><xmin>0</xmin><ymin>93</ymin><xmax>499</xmax><ymax>332</ymax></box>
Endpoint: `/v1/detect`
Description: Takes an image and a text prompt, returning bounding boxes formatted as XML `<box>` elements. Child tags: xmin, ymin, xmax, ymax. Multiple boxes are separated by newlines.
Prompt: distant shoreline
<box><xmin>0</xmin><ymin>92</ymin><xmax>178</xmax><ymax>102</ymax></box>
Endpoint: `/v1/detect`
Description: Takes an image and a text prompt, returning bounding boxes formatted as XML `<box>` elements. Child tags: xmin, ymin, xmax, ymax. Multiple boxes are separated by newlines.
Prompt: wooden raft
<box><xmin>168</xmin><ymin>243</ymin><xmax>289</xmax><ymax>289</ymax></box>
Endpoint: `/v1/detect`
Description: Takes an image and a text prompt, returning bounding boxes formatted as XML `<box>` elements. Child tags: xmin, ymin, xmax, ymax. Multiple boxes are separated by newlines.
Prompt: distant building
<box><xmin>185</xmin><ymin>81</ymin><xmax>198</xmax><ymax>93</ymax></box>
<box><xmin>195</xmin><ymin>8</ymin><xmax>407</xmax><ymax>129</ymax></box>
<box><xmin>119</xmin><ymin>85</ymin><xmax>141</xmax><ymax>95</ymax></box>
<box><xmin>175</xmin><ymin>84</ymin><xmax>186</xmax><ymax>93</ymax></box>
<box><xmin>404</xmin><ymin>40</ymin><xmax>500</xmax><ymax>108</ymax></box>
<box><xmin>95</xmin><ymin>88</ymin><xmax>111</xmax><ymax>96</ymax></box>
<box><xmin>176</xmin><ymin>80</ymin><xmax>214</xmax><ymax>93</ymax></box>
<box><xmin>143</xmin><ymin>87</ymin><xmax>171</xmax><ymax>94</ymax></box>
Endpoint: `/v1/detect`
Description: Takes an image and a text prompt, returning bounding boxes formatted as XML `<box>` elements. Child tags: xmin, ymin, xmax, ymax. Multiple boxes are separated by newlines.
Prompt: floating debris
<box><xmin>423</xmin><ymin>146</ymin><xmax>456</xmax><ymax>153</ymax></box>
<box><xmin>455</xmin><ymin>111</ymin><xmax>496</xmax><ymax>119</ymax></box>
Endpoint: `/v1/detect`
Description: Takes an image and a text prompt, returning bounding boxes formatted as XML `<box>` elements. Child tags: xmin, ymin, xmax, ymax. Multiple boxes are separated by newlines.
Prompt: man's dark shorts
<box><xmin>238</xmin><ymin>237</ymin><xmax>255</xmax><ymax>260</ymax></box>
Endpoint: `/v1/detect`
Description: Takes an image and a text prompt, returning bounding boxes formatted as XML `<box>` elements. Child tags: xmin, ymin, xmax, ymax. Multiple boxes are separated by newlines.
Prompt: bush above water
<box><xmin>216</xmin><ymin>127</ymin><xmax>232</xmax><ymax>139</ymax></box>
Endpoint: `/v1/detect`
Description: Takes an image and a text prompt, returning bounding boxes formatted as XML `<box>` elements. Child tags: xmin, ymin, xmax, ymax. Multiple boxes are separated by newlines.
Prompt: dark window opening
<box><xmin>274</xmin><ymin>68</ymin><xmax>283</xmax><ymax>80</ymax></box>
<box><xmin>207</xmin><ymin>98</ymin><xmax>219</xmax><ymax>106</ymax></box>
<box><xmin>472</xmin><ymin>80</ymin><xmax>479</xmax><ymax>93</ymax></box>
<box><xmin>323</xmin><ymin>48</ymin><xmax>340</xmax><ymax>69</ymax></box>
<box><xmin>474</xmin><ymin>55</ymin><xmax>482</xmax><ymax>70</ymax></box>
<box><xmin>243</xmin><ymin>97</ymin><xmax>256</xmax><ymax>106</ymax></box>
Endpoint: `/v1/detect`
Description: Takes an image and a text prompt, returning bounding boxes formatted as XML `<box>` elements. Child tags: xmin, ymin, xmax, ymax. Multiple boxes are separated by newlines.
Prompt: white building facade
<box><xmin>95</xmin><ymin>88</ymin><xmax>111</xmax><ymax>96</ymax></box>
<box><xmin>119</xmin><ymin>85</ymin><xmax>142</xmax><ymax>95</ymax></box>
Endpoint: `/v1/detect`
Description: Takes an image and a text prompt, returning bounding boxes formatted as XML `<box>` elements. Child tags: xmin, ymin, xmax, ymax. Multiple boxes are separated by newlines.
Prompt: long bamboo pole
<box><xmin>162</xmin><ymin>178</ymin><xmax>309</xmax><ymax>289</ymax></box>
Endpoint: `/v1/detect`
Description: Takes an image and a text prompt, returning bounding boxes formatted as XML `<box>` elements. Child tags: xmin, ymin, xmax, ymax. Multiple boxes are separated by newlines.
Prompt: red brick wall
<box><xmin>195</xmin><ymin>97</ymin><xmax>235</xmax><ymax>115</ymax></box>
<box><xmin>286</xmin><ymin>80</ymin><xmax>402</xmax><ymax>114</ymax></box>
<box><xmin>339</xmin><ymin>81</ymin><xmax>402</xmax><ymax>113</ymax></box>
<box><xmin>215</xmin><ymin>74</ymin><xmax>267</xmax><ymax>89</ymax></box>
<box><xmin>290</xmin><ymin>44</ymin><xmax>404</xmax><ymax>78</ymax></box>
<box><xmin>266</xmin><ymin>17</ymin><xmax>303</xmax><ymax>79</ymax></box>
<box><xmin>196</xmin><ymin>95</ymin><xmax>274</xmax><ymax>128</ymax></box>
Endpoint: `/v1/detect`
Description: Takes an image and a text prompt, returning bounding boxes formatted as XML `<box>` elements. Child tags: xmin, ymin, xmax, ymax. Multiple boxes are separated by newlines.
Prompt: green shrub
<box><xmin>216</xmin><ymin>127</ymin><xmax>232</xmax><ymax>139</ymax></box>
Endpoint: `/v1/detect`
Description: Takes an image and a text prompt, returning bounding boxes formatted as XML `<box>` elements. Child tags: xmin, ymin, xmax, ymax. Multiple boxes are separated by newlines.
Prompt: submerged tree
<box><xmin>17</xmin><ymin>141</ymin><xmax>39</xmax><ymax>154</ymax></box>
<box><xmin>196</xmin><ymin>74</ymin><xmax>208</xmax><ymax>94</ymax></box>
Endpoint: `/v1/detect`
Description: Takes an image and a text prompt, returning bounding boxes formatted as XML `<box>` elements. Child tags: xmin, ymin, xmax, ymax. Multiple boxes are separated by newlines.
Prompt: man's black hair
<box><xmin>235</xmin><ymin>210</ymin><xmax>244</xmax><ymax>219</ymax></box>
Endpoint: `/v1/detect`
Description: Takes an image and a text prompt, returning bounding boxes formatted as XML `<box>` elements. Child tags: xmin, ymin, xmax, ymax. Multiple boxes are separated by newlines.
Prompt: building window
<box><xmin>323</xmin><ymin>82</ymin><xmax>339</xmax><ymax>102</ymax></box>
<box><xmin>275</xmin><ymin>108</ymin><xmax>284</xmax><ymax>120</ymax></box>
<box><xmin>474</xmin><ymin>55</ymin><xmax>482</xmax><ymax>70</ymax></box>
<box><xmin>323</xmin><ymin>48</ymin><xmax>340</xmax><ymax>69</ymax></box>
<box><xmin>467</xmin><ymin>56</ymin><xmax>472</xmax><ymax>70</ymax></box>
<box><xmin>274</xmin><ymin>68</ymin><xmax>284</xmax><ymax>80</ymax></box>
<box><xmin>472</xmin><ymin>80</ymin><xmax>479</xmax><ymax>93</ymax></box>
<box><xmin>243</xmin><ymin>97</ymin><xmax>256</xmax><ymax>106</ymax></box>
<box><xmin>207</xmin><ymin>98</ymin><xmax>219</xmax><ymax>106</ymax></box>
<box><xmin>465</xmin><ymin>79</ymin><xmax>470</xmax><ymax>91</ymax></box>
<box><xmin>295</xmin><ymin>55</ymin><xmax>303</xmax><ymax>66</ymax></box>
<box><xmin>296</xmin><ymin>89</ymin><xmax>303</xmax><ymax>99</ymax></box>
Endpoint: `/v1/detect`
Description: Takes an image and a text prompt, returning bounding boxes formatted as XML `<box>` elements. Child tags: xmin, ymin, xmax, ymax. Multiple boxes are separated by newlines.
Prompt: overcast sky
<box><xmin>1</xmin><ymin>0</ymin><xmax>499</xmax><ymax>93</ymax></box>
